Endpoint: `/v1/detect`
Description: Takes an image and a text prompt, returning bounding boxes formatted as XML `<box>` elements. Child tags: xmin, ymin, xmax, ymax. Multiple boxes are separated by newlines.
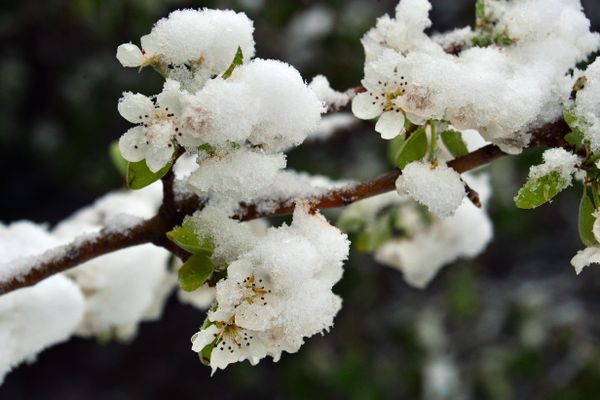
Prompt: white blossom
<box><xmin>118</xmin><ymin>80</ymin><xmax>184</xmax><ymax>172</ymax></box>
<box><xmin>191</xmin><ymin>206</ymin><xmax>349</xmax><ymax>373</ymax></box>
<box><xmin>0</xmin><ymin>222</ymin><xmax>85</xmax><ymax>384</ymax></box>
<box><xmin>395</xmin><ymin>161</ymin><xmax>466</xmax><ymax>218</ymax></box>
<box><xmin>115</xmin><ymin>9</ymin><xmax>255</xmax><ymax>89</ymax></box>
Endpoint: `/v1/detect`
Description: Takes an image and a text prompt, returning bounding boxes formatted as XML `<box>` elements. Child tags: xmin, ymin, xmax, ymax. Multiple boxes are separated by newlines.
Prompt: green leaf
<box><xmin>199</xmin><ymin>340</ymin><xmax>216</xmax><ymax>366</ymax></box>
<box><xmin>387</xmin><ymin>134</ymin><xmax>406</xmax><ymax>164</ymax></box>
<box><xmin>178</xmin><ymin>254</ymin><xmax>214</xmax><ymax>292</ymax></box>
<box><xmin>167</xmin><ymin>220</ymin><xmax>214</xmax><ymax>256</ymax></box>
<box><xmin>394</xmin><ymin>126</ymin><xmax>428</xmax><ymax>170</ymax></box>
<box><xmin>441</xmin><ymin>130</ymin><xmax>469</xmax><ymax>158</ymax></box>
<box><xmin>221</xmin><ymin>47</ymin><xmax>244</xmax><ymax>79</ymax></box>
<box><xmin>109</xmin><ymin>141</ymin><xmax>128</xmax><ymax>177</ymax></box>
<box><xmin>563</xmin><ymin>110</ymin><xmax>579</xmax><ymax>129</ymax></box>
<box><xmin>579</xmin><ymin>189</ymin><xmax>596</xmax><ymax>246</ymax></box>
<box><xmin>565</xmin><ymin>130</ymin><xmax>585</xmax><ymax>150</ymax></box>
<box><xmin>127</xmin><ymin>159</ymin><xmax>172</xmax><ymax>190</ymax></box>
<box><xmin>514</xmin><ymin>170</ymin><xmax>569</xmax><ymax>209</ymax></box>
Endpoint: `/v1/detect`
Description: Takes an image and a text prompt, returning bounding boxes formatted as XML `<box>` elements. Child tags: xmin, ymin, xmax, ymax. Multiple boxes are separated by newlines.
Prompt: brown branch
<box><xmin>0</xmin><ymin>118</ymin><xmax>571</xmax><ymax>295</ymax></box>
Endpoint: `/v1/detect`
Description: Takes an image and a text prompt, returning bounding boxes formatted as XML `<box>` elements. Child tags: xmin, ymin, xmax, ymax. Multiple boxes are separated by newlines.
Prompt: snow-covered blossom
<box><xmin>187</xmin><ymin>148</ymin><xmax>287</xmax><ymax>205</ymax></box>
<box><xmin>341</xmin><ymin>172</ymin><xmax>492</xmax><ymax>288</ymax></box>
<box><xmin>0</xmin><ymin>222</ymin><xmax>85</xmax><ymax>384</ymax></box>
<box><xmin>353</xmin><ymin>0</ymin><xmax>600</xmax><ymax>151</ymax></box>
<box><xmin>118</xmin><ymin>80</ymin><xmax>183</xmax><ymax>172</ymax></box>
<box><xmin>116</xmin><ymin>9</ymin><xmax>255</xmax><ymax>90</ymax></box>
<box><xmin>53</xmin><ymin>184</ymin><xmax>171</xmax><ymax>340</ymax></box>
<box><xmin>191</xmin><ymin>206</ymin><xmax>349</xmax><ymax>373</ymax></box>
<box><xmin>308</xmin><ymin>75</ymin><xmax>352</xmax><ymax>111</ymax></box>
<box><xmin>396</xmin><ymin>161</ymin><xmax>466</xmax><ymax>218</ymax></box>
<box><xmin>573</xmin><ymin>57</ymin><xmax>600</xmax><ymax>151</ymax></box>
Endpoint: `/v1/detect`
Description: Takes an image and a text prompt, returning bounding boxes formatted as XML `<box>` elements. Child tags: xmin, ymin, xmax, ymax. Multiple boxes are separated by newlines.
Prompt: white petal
<box><xmin>140</xmin><ymin>33</ymin><xmax>161</xmax><ymax>58</ymax></box>
<box><xmin>118</xmin><ymin>93</ymin><xmax>154</xmax><ymax>123</ymax></box>
<box><xmin>157</xmin><ymin>80</ymin><xmax>183</xmax><ymax>114</ymax></box>
<box><xmin>118</xmin><ymin>127</ymin><xmax>147</xmax><ymax>162</ymax></box>
<box><xmin>593</xmin><ymin>218</ymin><xmax>600</xmax><ymax>244</ymax></box>
<box><xmin>191</xmin><ymin>325</ymin><xmax>218</xmax><ymax>352</ymax></box>
<box><xmin>571</xmin><ymin>247</ymin><xmax>600</xmax><ymax>275</ymax></box>
<box><xmin>351</xmin><ymin>92</ymin><xmax>383</xmax><ymax>120</ymax></box>
<box><xmin>375</xmin><ymin>111</ymin><xmax>406</xmax><ymax>140</ymax></box>
<box><xmin>116</xmin><ymin>43</ymin><xmax>144</xmax><ymax>67</ymax></box>
<box><xmin>146</xmin><ymin>146</ymin><xmax>174</xmax><ymax>172</ymax></box>
<box><xmin>405</xmin><ymin>111</ymin><xmax>428</xmax><ymax>126</ymax></box>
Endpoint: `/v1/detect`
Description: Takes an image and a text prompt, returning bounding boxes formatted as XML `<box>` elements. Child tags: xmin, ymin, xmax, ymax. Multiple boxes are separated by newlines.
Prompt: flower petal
<box><xmin>571</xmin><ymin>246</ymin><xmax>600</xmax><ymax>275</ymax></box>
<box><xmin>140</xmin><ymin>33</ymin><xmax>161</xmax><ymax>58</ymax></box>
<box><xmin>146</xmin><ymin>146</ymin><xmax>174</xmax><ymax>172</ymax></box>
<box><xmin>118</xmin><ymin>126</ymin><xmax>147</xmax><ymax>162</ymax></box>
<box><xmin>375</xmin><ymin>111</ymin><xmax>406</xmax><ymax>140</ymax></box>
<box><xmin>351</xmin><ymin>92</ymin><xmax>383</xmax><ymax>120</ymax></box>
<box><xmin>405</xmin><ymin>111</ymin><xmax>428</xmax><ymax>126</ymax></box>
<box><xmin>118</xmin><ymin>93</ymin><xmax>154</xmax><ymax>123</ymax></box>
<box><xmin>157</xmin><ymin>80</ymin><xmax>183</xmax><ymax>114</ymax></box>
<box><xmin>116</xmin><ymin>43</ymin><xmax>144</xmax><ymax>67</ymax></box>
<box><xmin>191</xmin><ymin>325</ymin><xmax>219</xmax><ymax>352</ymax></box>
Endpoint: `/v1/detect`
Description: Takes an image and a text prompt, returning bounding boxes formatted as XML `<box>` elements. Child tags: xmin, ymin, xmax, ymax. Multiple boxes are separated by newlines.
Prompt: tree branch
<box><xmin>0</xmin><ymin>118</ymin><xmax>571</xmax><ymax>295</ymax></box>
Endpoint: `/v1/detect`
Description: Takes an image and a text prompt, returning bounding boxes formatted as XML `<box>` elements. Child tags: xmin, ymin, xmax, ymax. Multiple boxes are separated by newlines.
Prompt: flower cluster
<box><xmin>352</xmin><ymin>0</ymin><xmax>599</xmax><ymax>151</ymax></box>
<box><xmin>190</xmin><ymin>206</ymin><xmax>349</xmax><ymax>373</ymax></box>
<box><xmin>116</xmin><ymin>10</ymin><xmax>324</xmax><ymax>216</ymax></box>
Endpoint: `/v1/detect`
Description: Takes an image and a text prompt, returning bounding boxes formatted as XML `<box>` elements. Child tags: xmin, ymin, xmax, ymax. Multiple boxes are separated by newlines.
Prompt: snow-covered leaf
<box><xmin>514</xmin><ymin>170</ymin><xmax>569</xmax><ymax>209</ymax></box>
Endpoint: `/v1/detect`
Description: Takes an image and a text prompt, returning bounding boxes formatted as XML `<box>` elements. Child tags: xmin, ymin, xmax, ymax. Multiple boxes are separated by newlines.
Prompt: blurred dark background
<box><xmin>2</xmin><ymin>0</ymin><xmax>600</xmax><ymax>399</ymax></box>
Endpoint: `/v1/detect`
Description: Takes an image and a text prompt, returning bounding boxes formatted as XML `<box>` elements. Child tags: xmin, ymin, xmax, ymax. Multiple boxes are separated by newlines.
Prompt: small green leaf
<box><xmin>199</xmin><ymin>341</ymin><xmax>216</xmax><ymax>366</ymax></box>
<box><xmin>563</xmin><ymin>110</ymin><xmax>579</xmax><ymax>129</ymax></box>
<box><xmin>178</xmin><ymin>254</ymin><xmax>214</xmax><ymax>292</ymax></box>
<box><xmin>167</xmin><ymin>220</ymin><xmax>214</xmax><ymax>255</ymax></box>
<box><xmin>514</xmin><ymin>170</ymin><xmax>569</xmax><ymax>209</ymax></box>
<box><xmin>109</xmin><ymin>141</ymin><xmax>128</xmax><ymax>177</ymax></box>
<box><xmin>579</xmin><ymin>189</ymin><xmax>596</xmax><ymax>246</ymax></box>
<box><xmin>565</xmin><ymin>130</ymin><xmax>585</xmax><ymax>150</ymax></box>
<box><xmin>394</xmin><ymin>126</ymin><xmax>428</xmax><ymax>169</ymax></box>
<box><xmin>127</xmin><ymin>159</ymin><xmax>172</xmax><ymax>190</ymax></box>
<box><xmin>441</xmin><ymin>130</ymin><xmax>469</xmax><ymax>158</ymax></box>
<box><xmin>387</xmin><ymin>134</ymin><xmax>406</xmax><ymax>164</ymax></box>
<box><xmin>221</xmin><ymin>47</ymin><xmax>244</xmax><ymax>79</ymax></box>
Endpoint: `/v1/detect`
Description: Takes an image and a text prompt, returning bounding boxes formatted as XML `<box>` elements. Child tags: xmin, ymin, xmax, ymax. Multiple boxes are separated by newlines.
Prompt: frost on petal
<box><xmin>157</xmin><ymin>79</ymin><xmax>183</xmax><ymax>113</ymax></box>
<box><xmin>116</xmin><ymin>43</ymin><xmax>144</xmax><ymax>67</ymax></box>
<box><xmin>145</xmin><ymin>146</ymin><xmax>174</xmax><ymax>172</ymax></box>
<box><xmin>396</xmin><ymin>161</ymin><xmax>466</xmax><ymax>218</ymax></box>
<box><xmin>118</xmin><ymin>92</ymin><xmax>154</xmax><ymax>123</ymax></box>
<box><xmin>118</xmin><ymin>126</ymin><xmax>147</xmax><ymax>162</ymax></box>
<box><xmin>375</xmin><ymin>110</ymin><xmax>406</xmax><ymax>140</ymax></box>
<box><xmin>571</xmin><ymin>247</ymin><xmax>600</xmax><ymax>275</ymax></box>
<box><xmin>352</xmin><ymin>92</ymin><xmax>383</xmax><ymax>120</ymax></box>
